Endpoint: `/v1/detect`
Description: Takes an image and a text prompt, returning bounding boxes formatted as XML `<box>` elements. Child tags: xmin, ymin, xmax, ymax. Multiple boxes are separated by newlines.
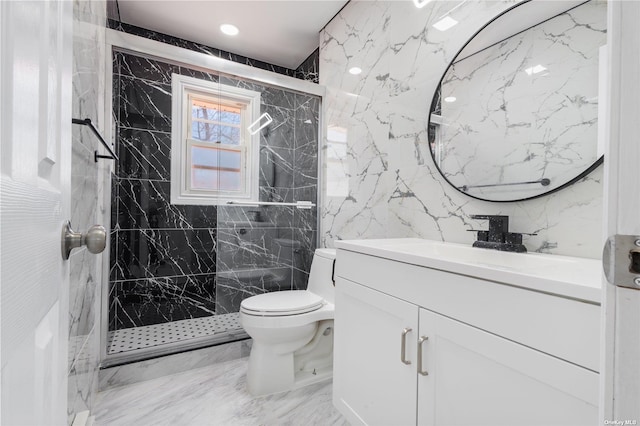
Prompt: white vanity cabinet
<box><xmin>333</xmin><ymin>240</ymin><xmax>601</xmax><ymax>426</ymax></box>
<box><xmin>334</xmin><ymin>277</ymin><xmax>419</xmax><ymax>426</ymax></box>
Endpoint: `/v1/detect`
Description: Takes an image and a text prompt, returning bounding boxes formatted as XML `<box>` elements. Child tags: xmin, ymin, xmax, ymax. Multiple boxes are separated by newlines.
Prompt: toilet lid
<box><xmin>241</xmin><ymin>290</ymin><xmax>324</xmax><ymax>316</ymax></box>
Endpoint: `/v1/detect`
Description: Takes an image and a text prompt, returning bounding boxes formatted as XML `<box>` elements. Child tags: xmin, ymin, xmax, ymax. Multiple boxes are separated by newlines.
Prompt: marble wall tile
<box><xmin>116</xmin><ymin>128</ymin><xmax>171</xmax><ymax>181</ymax></box>
<box><xmin>216</xmin><ymin>206</ymin><xmax>272</xmax><ymax>227</ymax></box>
<box><xmin>116</xmin><ymin>51</ymin><xmax>180</xmax><ymax>84</ymax></box>
<box><xmin>69</xmin><ymin>249</ymin><xmax>98</xmax><ymax>341</ymax></box>
<box><xmin>293</xmin><ymin>228</ymin><xmax>317</xmax><ymax>278</ymax></box>
<box><xmin>217</xmin><ymin>227</ymin><xmax>282</xmax><ymax>270</ymax></box>
<box><xmin>295</xmin><ymin>209</ymin><xmax>318</xmax><ymax>232</ymax></box>
<box><xmin>294</xmin><ymin>185</ymin><xmax>318</xmax><ymax>205</ymax></box>
<box><xmin>112</xmin><ymin>229</ymin><xmax>217</xmax><ymax>281</ymax></box>
<box><xmin>294</xmin><ymin>143</ymin><xmax>319</xmax><ymax>188</ymax></box>
<box><xmin>115</xmin><ymin>179</ymin><xmax>217</xmax><ymax>230</ymax></box>
<box><xmin>294</xmin><ymin>95</ymin><xmax>319</xmax><ymax>151</ymax></box>
<box><xmin>259</xmin><ymin>205</ymin><xmax>295</xmax><ymax>228</ymax></box>
<box><xmin>177</xmin><ymin>66</ymin><xmax>220</xmax><ymax>83</ymax></box>
<box><xmin>260</xmin><ymin>105</ymin><xmax>294</xmax><ymax>149</ymax></box>
<box><xmin>260</xmin><ymin>85</ymin><xmax>298</xmax><ymax>110</ymax></box>
<box><xmin>216</xmin><ymin>267</ymin><xmax>293</xmax><ymax>314</ymax></box>
<box><xmin>295</xmin><ymin>48</ymin><xmax>320</xmax><ymax>83</ymax></box>
<box><xmin>71</xmin><ymin>130</ymin><xmax>99</xmax><ymax>233</ymax></box>
<box><xmin>260</xmin><ymin>186</ymin><xmax>294</xmax><ymax>203</ymax></box>
<box><xmin>320</xmin><ymin>0</ymin><xmax>605</xmax><ymax>258</ymax></box>
<box><xmin>70</xmin><ymin>0</ymin><xmax>107</xmax><ymax>421</ymax></box>
<box><xmin>268</xmin><ymin>147</ymin><xmax>295</xmax><ymax>188</ymax></box>
<box><xmin>67</xmin><ymin>326</ymin><xmax>99</xmax><ymax>424</ymax></box>
<box><xmin>109</xmin><ymin>275</ymin><xmax>216</xmax><ymax>329</ymax></box>
<box><xmin>117</xmin><ymin>76</ymin><xmax>172</xmax><ymax>132</ymax></box>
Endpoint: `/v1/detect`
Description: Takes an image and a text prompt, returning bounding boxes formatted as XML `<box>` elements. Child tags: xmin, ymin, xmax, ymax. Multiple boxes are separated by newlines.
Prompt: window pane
<box><xmin>190</xmin><ymin>145</ymin><xmax>242</xmax><ymax>192</ymax></box>
<box><xmin>219</xmin><ymin>171</ymin><xmax>242</xmax><ymax>191</ymax></box>
<box><xmin>219</xmin><ymin>149</ymin><xmax>241</xmax><ymax>170</ymax></box>
<box><xmin>191</xmin><ymin>99</ymin><xmax>241</xmax><ymax>125</ymax></box>
<box><xmin>219</xmin><ymin>111</ymin><xmax>241</xmax><ymax>125</ymax></box>
<box><xmin>219</xmin><ymin>125</ymin><xmax>241</xmax><ymax>145</ymax></box>
<box><xmin>192</xmin><ymin>122</ymin><xmax>220</xmax><ymax>143</ymax></box>
<box><xmin>192</xmin><ymin>168</ymin><xmax>219</xmax><ymax>190</ymax></box>
<box><xmin>192</xmin><ymin>104</ymin><xmax>220</xmax><ymax>122</ymax></box>
<box><xmin>191</xmin><ymin>145</ymin><xmax>218</xmax><ymax>167</ymax></box>
<box><xmin>191</xmin><ymin>122</ymin><xmax>241</xmax><ymax>145</ymax></box>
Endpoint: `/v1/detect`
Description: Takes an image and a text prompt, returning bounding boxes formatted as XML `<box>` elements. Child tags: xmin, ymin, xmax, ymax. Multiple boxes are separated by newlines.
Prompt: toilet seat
<box><xmin>241</xmin><ymin>290</ymin><xmax>324</xmax><ymax>317</ymax></box>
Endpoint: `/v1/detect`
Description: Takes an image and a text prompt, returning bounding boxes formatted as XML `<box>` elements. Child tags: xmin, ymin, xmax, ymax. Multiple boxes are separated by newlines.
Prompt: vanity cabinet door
<box><xmin>334</xmin><ymin>278</ymin><xmax>419</xmax><ymax>426</ymax></box>
<box><xmin>417</xmin><ymin>309</ymin><xmax>598</xmax><ymax>426</ymax></box>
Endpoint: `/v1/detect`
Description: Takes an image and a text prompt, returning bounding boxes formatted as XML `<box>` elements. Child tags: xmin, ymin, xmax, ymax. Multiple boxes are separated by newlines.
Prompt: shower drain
<box><xmin>107</xmin><ymin>312</ymin><xmax>243</xmax><ymax>354</ymax></box>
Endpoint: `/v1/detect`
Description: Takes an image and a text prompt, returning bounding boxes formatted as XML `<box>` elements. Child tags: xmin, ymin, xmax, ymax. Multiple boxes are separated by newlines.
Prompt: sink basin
<box><xmin>334</xmin><ymin>238</ymin><xmax>602</xmax><ymax>303</ymax></box>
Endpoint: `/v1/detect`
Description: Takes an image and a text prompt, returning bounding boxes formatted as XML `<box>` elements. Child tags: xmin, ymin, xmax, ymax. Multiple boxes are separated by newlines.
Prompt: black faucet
<box><xmin>470</xmin><ymin>215</ymin><xmax>530</xmax><ymax>253</ymax></box>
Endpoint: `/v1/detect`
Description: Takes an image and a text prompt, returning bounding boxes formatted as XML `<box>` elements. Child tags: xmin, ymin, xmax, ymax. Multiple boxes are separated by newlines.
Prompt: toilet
<box><xmin>240</xmin><ymin>248</ymin><xmax>336</xmax><ymax>396</ymax></box>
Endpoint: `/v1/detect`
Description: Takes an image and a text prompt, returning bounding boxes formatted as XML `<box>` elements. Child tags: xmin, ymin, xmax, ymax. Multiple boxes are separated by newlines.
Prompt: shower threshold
<box><xmin>104</xmin><ymin>313</ymin><xmax>248</xmax><ymax>366</ymax></box>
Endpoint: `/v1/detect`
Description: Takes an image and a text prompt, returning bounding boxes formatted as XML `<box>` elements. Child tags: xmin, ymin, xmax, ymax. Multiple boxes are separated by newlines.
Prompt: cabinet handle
<box><xmin>417</xmin><ymin>336</ymin><xmax>429</xmax><ymax>376</ymax></box>
<box><xmin>401</xmin><ymin>327</ymin><xmax>412</xmax><ymax>365</ymax></box>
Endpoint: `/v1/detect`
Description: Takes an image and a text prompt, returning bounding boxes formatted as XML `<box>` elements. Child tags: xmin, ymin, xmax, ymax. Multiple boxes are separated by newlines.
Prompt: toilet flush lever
<box><xmin>61</xmin><ymin>221</ymin><xmax>107</xmax><ymax>260</ymax></box>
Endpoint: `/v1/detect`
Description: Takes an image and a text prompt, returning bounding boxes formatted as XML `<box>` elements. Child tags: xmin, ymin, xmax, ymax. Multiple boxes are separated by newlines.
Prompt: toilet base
<box><xmin>245</xmin><ymin>320</ymin><xmax>334</xmax><ymax>396</ymax></box>
<box><xmin>246</xmin><ymin>343</ymin><xmax>333</xmax><ymax>396</ymax></box>
<box><xmin>247</xmin><ymin>343</ymin><xmax>295</xmax><ymax>396</ymax></box>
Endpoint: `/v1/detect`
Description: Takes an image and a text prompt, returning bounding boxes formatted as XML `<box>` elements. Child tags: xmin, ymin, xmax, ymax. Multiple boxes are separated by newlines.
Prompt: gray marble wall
<box><xmin>69</xmin><ymin>0</ymin><xmax>107</xmax><ymax>423</ymax></box>
<box><xmin>109</xmin><ymin>51</ymin><xmax>319</xmax><ymax>330</ymax></box>
<box><xmin>320</xmin><ymin>0</ymin><xmax>604</xmax><ymax>258</ymax></box>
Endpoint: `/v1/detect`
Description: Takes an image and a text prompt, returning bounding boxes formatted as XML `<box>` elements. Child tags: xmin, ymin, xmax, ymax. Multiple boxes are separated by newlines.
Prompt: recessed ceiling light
<box><xmin>433</xmin><ymin>16</ymin><xmax>458</xmax><ymax>32</ymax></box>
<box><xmin>349</xmin><ymin>67</ymin><xmax>362</xmax><ymax>75</ymax></box>
<box><xmin>444</xmin><ymin>96</ymin><xmax>457</xmax><ymax>103</ymax></box>
<box><xmin>524</xmin><ymin>64</ymin><xmax>547</xmax><ymax>76</ymax></box>
<box><xmin>220</xmin><ymin>24</ymin><xmax>239</xmax><ymax>36</ymax></box>
<box><xmin>413</xmin><ymin>0</ymin><xmax>433</xmax><ymax>8</ymax></box>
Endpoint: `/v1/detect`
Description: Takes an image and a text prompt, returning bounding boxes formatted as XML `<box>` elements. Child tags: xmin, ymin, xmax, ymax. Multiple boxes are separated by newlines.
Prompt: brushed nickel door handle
<box><xmin>61</xmin><ymin>221</ymin><xmax>106</xmax><ymax>260</ymax></box>
<box><xmin>417</xmin><ymin>336</ymin><xmax>429</xmax><ymax>376</ymax></box>
<box><xmin>401</xmin><ymin>327</ymin><xmax>412</xmax><ymax>365</ymax></box>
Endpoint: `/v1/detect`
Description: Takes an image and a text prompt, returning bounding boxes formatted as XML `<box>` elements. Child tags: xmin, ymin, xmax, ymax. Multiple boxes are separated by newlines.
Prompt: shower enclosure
<box><xmin>103</xmin><ymin>41</ymin><xmax>322</xmax><ymax>366</ymax></box>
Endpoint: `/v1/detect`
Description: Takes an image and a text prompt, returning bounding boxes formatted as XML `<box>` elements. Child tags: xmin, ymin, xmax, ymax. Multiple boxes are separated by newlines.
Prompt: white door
<box><xmin>600</xmin><ymin>0</ymin><xmax>640</xmax><ymax>423</ymax></box>
<box><xmin>0</xmin><ymin>1</ymin><xmax>73</xmax><ymax>424</ymax></box>
<box><xmin>333</xmin><ymin>278</ymin><xmax>419</xmax><ymax>426</ymax></box>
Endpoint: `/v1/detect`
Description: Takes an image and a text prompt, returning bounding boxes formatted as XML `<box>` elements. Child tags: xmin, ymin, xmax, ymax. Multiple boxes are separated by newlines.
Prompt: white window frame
<box><xmin>170</xmin><ymin>73</ymin><xmax>261</xmax><ymax>205</ymax></box>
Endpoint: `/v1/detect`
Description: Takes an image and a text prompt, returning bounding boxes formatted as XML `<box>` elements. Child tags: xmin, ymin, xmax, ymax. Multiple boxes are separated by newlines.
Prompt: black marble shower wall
<box><xmin>109</xmin><ymin>51</ymin><xmax>319</xmax><ymax>331</ymax></box>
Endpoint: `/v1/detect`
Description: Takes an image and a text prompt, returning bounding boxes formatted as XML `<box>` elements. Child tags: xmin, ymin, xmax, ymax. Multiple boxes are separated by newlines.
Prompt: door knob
<box><xmin>61</xmin><ymin>221</ymin><xmax>107</xmax><ymax>260</ymax></box>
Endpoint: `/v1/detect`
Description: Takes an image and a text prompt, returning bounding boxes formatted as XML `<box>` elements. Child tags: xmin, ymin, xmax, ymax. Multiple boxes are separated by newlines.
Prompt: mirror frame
<box><xmin>427</xmin><ymin>0</ymin><xmax>604</xmax><ymax>203</ymax></box>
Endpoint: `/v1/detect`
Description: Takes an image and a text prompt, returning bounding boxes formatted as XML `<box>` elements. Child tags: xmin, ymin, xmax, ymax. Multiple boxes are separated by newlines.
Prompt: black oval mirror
<box><xmin>428</xmin><ymin>0</ymin><xmax>606</xmax><ymax>202</ymax></box>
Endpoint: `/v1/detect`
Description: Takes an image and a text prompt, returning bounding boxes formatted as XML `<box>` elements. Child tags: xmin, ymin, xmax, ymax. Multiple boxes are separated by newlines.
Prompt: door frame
<box><xmin>600</xmin><ymin>0</ymin><xmax>640</xmax><ymax>422</ymax></box>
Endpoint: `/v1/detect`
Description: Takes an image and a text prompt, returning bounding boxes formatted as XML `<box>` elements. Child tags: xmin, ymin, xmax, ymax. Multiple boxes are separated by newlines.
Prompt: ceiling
<box><xmin>111</xmin><ymin>0</ymin><xmax>348</xmax><ymax>70</ymax></box>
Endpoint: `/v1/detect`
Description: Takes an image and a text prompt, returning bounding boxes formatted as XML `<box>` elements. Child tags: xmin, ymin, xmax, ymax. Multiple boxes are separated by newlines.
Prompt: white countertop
<box><xmin>334</xmin><ymin>238</ymin><xmax>603</xmax><ymax>304</ymax></box>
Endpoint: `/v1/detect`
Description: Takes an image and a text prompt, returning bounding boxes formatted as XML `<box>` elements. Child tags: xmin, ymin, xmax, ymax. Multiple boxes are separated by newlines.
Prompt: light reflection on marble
<box><xmin>320</xmin><ymin>0</ymin><xmax>604</xmax><ymax>259</ymax></box>
<box><xmin>93</xmin><ymin>356</ymin><xmax>347</xmax><ymax>426</ymax></box>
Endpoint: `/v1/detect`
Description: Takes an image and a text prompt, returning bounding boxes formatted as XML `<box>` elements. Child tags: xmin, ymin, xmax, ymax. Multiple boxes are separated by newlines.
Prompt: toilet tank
<box><xmin>307</xmin><ymin>248</ymin><xmax>336</xmax><ymax>304</ymax></box>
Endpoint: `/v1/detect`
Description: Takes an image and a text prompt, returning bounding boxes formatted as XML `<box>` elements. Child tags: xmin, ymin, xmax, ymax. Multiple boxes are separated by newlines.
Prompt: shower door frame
<box><xmin>101</xmin><ymin>29</ymin><xmax>326</xmax><ymax>367</ymax></box>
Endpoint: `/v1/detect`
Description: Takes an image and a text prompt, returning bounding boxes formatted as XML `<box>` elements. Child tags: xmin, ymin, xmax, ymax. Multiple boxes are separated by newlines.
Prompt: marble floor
<box><xmin>93</xmin><ymin>356</ymin><xmax>348</xmax><ymax>426</ymax></box>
